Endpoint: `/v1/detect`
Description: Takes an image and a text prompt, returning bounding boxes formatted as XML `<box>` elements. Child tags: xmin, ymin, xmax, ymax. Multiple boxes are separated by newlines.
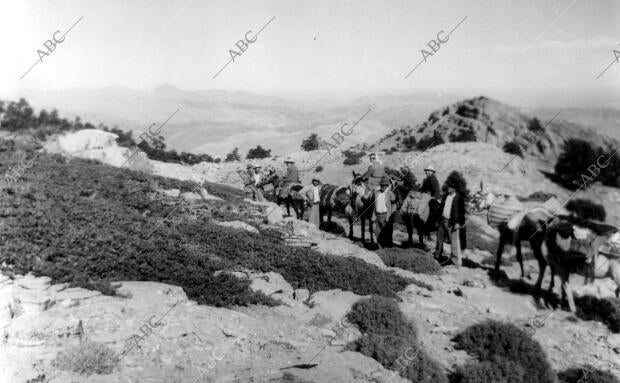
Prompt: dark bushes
<box><xmin>503</xmin><ymin>141</ymin><xmax>523</xmax><ymax>157</ymax></box>
<box><xmin>342</xmin><ymin>150</ymin><xmax>366</xmax><ymax>166</ymax></box>
<box><xmin>558</xmin><ymin>366</ymin><xmax>620</xmax><ymax>383</ymax></box>
<box><xmin>566</xmin><ymin>198</ymin><xmax>607</xmax><ymax>222</ymax></box>
<box><xmin>0</xmin><ymin>146</ymin><xmax>412</xmax><ymax>308</ymax></box>
<box><xmin>575</xmin><ymin>296</ymin><xmax>620</xmax><ymax>333</ymax></box>
<box><xmin>452</xmin><ymin>320</ymin><xmax>555</xmax><ymax>383</ymax></box>
<box><xmin>246</xmin><ymin>145</ymin><xmax>271</xmax><ymax>159</ymax></box>
<box><xmin>345</xmin><ymin>296</ymin><xmax>448</xmax><ymax>383</ymax></box>
<box><xmin>376</xmin><ymin>248</ymin><xmax>442</xmax><ymax>275</ymax></box>
<box><xmin>554</xmin><ymin>139</ymin><xmax>620</xmax><ymax>189</ymax></box>
<box><xmin>453</xmin><ymin>358</ymin><xmax>526</xmax><ymax>383</ymax></box>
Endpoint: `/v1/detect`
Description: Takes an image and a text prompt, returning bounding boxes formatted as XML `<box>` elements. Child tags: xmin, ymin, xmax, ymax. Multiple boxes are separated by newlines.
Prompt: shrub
<box><xmin>315</xmin><ymin>165</ymin><xmax>323</xmax><ymax>172</ymax></box>
<box><xmin>402</xmin><ymin>136</ymin><xmax>417</xmax><ymax>150</ymax></box>
<box><xmin>345</xmin><ymin>296</ymin><xmax>448</xmax><ymax>383</ymax></box>
<box><xmin>565</xmin><ymin>198</ymin><xmax>606</xmax><ymax>221</ymax></box>
<box><xmin>53</xmin><ymin>340</ymin><xmax>117</xmax><ymax>375</ymax></box>
<box><xmin>449</xmin><ymin>128</ymin><xmax>477</xmax><ymax>143</ymax></box>
<box><xmin>503</xmin><ymin>141</ymin><xmax>523</xmax><ymax>157</ymax></box>
<box><xmin>376</xmin><ymin>248</ymin><xmax>442</xmax><ymax>274</ymax></box>
<box><xmin>557</xmin><ymin>366</ymin><xmax>620</xmax><ymax>383</ymax></box>
<box><xmin>246</xmin><ymin>145</ymin><xmax>271</xmax><ymax>159</ymax></box>
<box><xmin>575</xmin><ymin>296</ymin><xmax>620</xmax><ymax>333</ymax></box>
<box><xmin>553</xmin><ymin>139</ymin><xmax>613</xmax><ymax>190</ymax></box>
<box><xmin>452</xmin><ymin>358</ymin><xmax>526</xmax><ymax>383</ymax></box>
<box><xmin>527</xmin><ymin>118</ymin><xmax>544</xmax><ymax>132</ymax></box>
<box><xmin>301</xmin><ymin>133</ymin><xmax>320</xmax><ymax>151</ymax></box>
<box><xmin>456</xmin><ymin>104</ymin><xmax>479</xmax><ymax>119</ymax></box>
<box><xmin>225</xmin><ymin>147</ymin><xmax>241</xmax><ymax>162</ymax></box>
<box><xmin>417</xmin><ymin>132</ymin><xmax>444</xmax><ymax>150</ymax></box>
<box><xmin>346</xmin><ymin>296</ymin><xmax>417</xmax><ymax>338</ymax></box>
<box><xmin>443</xmin><ymin>170</ymin><xmax>470</xmax><ymax>199</ymax></box>
<box><xmin>452</xmin><ymin>320</ymin><xmax>556</xmax><ymax>383</ymax></box>
<box><xmin>522</xmin><ymin>191</ymin><xmax>556</xmax><ymax>202</ymax></box>
<box><xmin>342</xmin><ymin>150</ymin><xmax>365</xmax><ymax>166</ymax></box>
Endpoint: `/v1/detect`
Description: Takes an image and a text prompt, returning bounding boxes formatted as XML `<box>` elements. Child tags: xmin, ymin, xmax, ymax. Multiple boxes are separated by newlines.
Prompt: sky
<box><xmin>3</xmin><ymin>0</ymin><xmax>620</xmax><ymax>97</ymax></box>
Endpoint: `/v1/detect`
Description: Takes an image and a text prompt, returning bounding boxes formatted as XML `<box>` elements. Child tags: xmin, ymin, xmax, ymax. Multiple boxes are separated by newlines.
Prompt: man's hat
<box><xmin>246</xmin><ymin>164</ymin><xmax>253</xmax><ymax>169</ymax></box>
<box><xmin>254</xmin><ymin>165</ymin><xmax>262</xmax><ymax>169</ymax></box>
<box><xmin>284</xmin><ymin>157</ymin><xmax>295</xmax><ymax>163</ymax></box>
<box><xmin>424</xmin><ymin>165</ymin><xmax>436</xmax><ymax>173</ymax></box>
<box><xmin>380</xmin><ymin>177</ymin><xmax>390</xmax><ymax>186</ymax></box>
<box><xmin>369</xmin><ymin>152</ymin><xmax>377</xmax><ymax>158</ymax></box>
<box><xmin>312</xmin><ymin>176</ymin><xmax>321</xmax><ymax>183</ymax></box>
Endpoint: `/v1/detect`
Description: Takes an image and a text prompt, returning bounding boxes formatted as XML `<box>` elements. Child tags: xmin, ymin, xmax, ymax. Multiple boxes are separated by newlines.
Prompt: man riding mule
<box><xmin>260</xmin><ymin>160</ymin><xmax>305</xmax><ymax>219</ymax></box>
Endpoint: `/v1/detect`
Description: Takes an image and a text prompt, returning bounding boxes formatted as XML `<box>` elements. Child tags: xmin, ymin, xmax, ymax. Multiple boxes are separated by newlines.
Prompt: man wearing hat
<box><xmin>374</xmin><ymin>176</ymin><xmax>397</xmax><ymax>247</ymax></box>
<box><xmin>361</xmin><ymin>152</ymin><xmax>386</xmax><ymax>190</ymax></box>
<box><xmin>277</xmin><ymin>157</ymin><xmax>301</xmax><ymax>202</ymax></box>
<box><xmin>434</xmin><ymin>178</ymin><xmax>465</xmax><ymax>267</ymax></box>
<box><xmin>304</xmin><ymin>176</ymin><xmax>322</xmax><ymax>228</ymax></box>
<box><xmin>240</xmin><ymin>164</ymin><xmax>263</xmax><ymax>201</ymax></box>
<box><xmin>420</xmin><ymin>165</ymin><xmax>440</xmax><ymax>200</ymax></box>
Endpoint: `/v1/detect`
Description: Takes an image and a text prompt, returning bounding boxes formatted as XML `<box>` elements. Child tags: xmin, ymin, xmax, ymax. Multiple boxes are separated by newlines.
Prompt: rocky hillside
<box><xmin>370</xmin><ymin>96</ymin><xmax>617</xmax><ymax>164</ymax></box>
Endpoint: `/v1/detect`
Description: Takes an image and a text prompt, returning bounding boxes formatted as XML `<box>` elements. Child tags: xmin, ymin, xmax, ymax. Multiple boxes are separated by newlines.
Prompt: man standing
<box><xmin>240</xmin><ymin>164</ymin><xmax>263</xmax><ymax>201</ymax></box>
<box><xmin>434</xmin><ymin>180</ymin><xmax>465</xmax><ymax>267</ymax></box>
<box><xmin>305</xmin><ymin>177</ymin><xmax>322</xmax><ymax>229</ymax></box>
<box><xmin>374</xmin><ymin>177</ymin><xmax>397</xmax><ymax>247</ymax></box>
<box><xmin>278</xmin><ymin>158</ymin><xmax>300</xmax><ymax>202</ymax></box>
<box><xmin>252</xmin><ymin>165</ymin><xmax>265</xmax><ymax>201</ymax></box>
<box><xmin>362</xmin><ymin>152</ymin><xmax>386</xmax><ymax>191</ymax></box>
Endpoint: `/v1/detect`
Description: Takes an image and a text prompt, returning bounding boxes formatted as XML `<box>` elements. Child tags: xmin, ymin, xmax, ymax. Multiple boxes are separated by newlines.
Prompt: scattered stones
<box><xmin>213</xmin><ymin>220</ymin><xmax>259</xmax><ymax>234</ymax></box>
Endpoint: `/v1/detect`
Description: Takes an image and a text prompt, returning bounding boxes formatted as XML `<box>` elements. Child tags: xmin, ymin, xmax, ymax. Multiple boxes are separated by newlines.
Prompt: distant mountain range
<box><xmin>8</xmin><ymin>86</ymin><xmax>620</xmax><ymax>158</ymax></box>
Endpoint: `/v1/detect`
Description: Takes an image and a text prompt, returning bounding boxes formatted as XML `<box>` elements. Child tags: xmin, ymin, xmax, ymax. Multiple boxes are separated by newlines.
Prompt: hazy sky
<box><xmin>3</xmin><ymin>0</ymin><xmax>620</xmax><ymax>95</ymax></box>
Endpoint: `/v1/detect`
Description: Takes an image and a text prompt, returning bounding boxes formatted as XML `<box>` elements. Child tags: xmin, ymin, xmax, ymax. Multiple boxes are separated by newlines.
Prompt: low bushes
<box><xmin>566</xmin><ymin>198</ymin><xmax>607</xmax><ymax>222</ymax></box>
<box><xmin>342</xmin><ymin>150</ymin><xmax>366</xmax><ymax>166</ymax></box>
<box><xmin>452</xmin><ymin>320</ymin><xmax>555</xmax><ymax>383</ymax></box>
<box><xmin>0</xmin><ymin>144</ymin><xmax>411</xmax><ymax>308</ymax></box>
<box><xmin>345</xmin><ymin>296</ymin><xmax>448</xmax><ymax>383</ymax></box>
<box><xmin>376</xmin><ymin>248</ymin><xmax>442</xmax><ymax>275</ymax></box>
<box><xmin>453</xmin><ymin>358</ymin><xmax>526</xmax><ymax>383</ymax></box>
<box><xmin>503</xmin><ymin>141</ymin><xmax>523</xmax><ymax>157</ymax></box>
<box><xmin>575</xmin><ymin>296</ymin><xmax>620</xmax><ymax>333</ymax></box>
<box><xmin>558</xmin><ymin>366</ymin><xmax>620</xmax><ymax>383</ymax></box>
<box><xmin>53</xmin><ymin>341</ymin><xmax>118</xmax><ymax>375</ymax></box>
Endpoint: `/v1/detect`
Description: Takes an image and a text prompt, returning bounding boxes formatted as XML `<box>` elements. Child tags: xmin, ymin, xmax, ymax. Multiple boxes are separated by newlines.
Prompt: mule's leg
<box><xmin>360</xmin><ymin>218</ymin><xmax>366</xmax><ymax>243</ymax></box>
<box><xmin>531</xmin><ymin>239</ymin><xmax>546</xmax><ymax>294</ymax></box>
<box><xmin>494</xmin><ymin>229</ymin><xmax>506</xmax><ymax>274</ymax></box>
<box><xmin>563</xmin><ymin>278</ymin><xmax>576</xmax><ymax>313</ymax></box>
<box><xmin>369</xmin><ymin>219</ymin><xmax>375</xmax><ymax>244</ymax></box>
<box><xmin>327</xmin><ymin>208</ymin><xmax>332</xmax><ymax>224</ymax></box>
<box><xmin>516</xmin><ymin>239</ymin><xmax>525</xmax><ymax>279</ymax></box>
<box><xmin>286</xmin><ymin>198</ymin><xmax>291</xmax><ymax>217</ymax></box>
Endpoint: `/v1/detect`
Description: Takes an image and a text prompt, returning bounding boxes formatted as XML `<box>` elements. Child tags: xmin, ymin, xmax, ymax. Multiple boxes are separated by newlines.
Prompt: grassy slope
<box><xmin>0</xmin><ymin>138</ymin><xmax>410</xmax><ymax>307</ymax></box>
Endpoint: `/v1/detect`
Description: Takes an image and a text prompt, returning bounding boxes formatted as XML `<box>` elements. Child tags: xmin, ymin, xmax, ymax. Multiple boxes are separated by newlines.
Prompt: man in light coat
<box><xmin>304</xmin><ymin>177</ymin><xmax>322</xmax><ymax>229</ymax></box>
<box><xmin>374</xmin><ymin>177</ymin><xmax>397</xmax><ymax>247</ymax></box>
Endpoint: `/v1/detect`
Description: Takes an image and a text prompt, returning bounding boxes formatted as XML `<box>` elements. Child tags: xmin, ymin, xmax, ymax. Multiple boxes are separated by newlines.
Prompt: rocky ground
<box><xmin>3</xmin><ymin>129</ymin><xmax>619</xmax><ymax>382</ymax></box>
<box><xmin>2</xmin><ymin>206</ymin><xmax>619</xmax><ymax>382</ymax></box>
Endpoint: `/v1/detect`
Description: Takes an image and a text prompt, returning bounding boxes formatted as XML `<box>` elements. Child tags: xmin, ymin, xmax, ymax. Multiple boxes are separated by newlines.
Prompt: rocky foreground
<box><xmin>2</xmin><ymin>209</ymin><xmax>619</xmax><ymax>382</ymax></box>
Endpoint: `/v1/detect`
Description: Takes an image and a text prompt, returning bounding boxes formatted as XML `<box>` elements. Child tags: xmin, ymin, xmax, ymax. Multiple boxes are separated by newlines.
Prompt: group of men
<box><xmin>360</xmin><ymin>152</ymin><xmax>465</xmax><ymax>266</ymax></box>
<box><xmin>240</xmin><ymin>152</ymin><xmax>466</xmax><ymax>266</ymax></box>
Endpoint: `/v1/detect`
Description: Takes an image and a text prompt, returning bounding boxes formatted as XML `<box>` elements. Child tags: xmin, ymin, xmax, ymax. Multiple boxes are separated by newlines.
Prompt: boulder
<box><xmin>58</xmin><ymin>129</ymin><xmax>118</xmax><ymax>153</ymax></box>
<box><xmin>214</xmin><ymin>220</ymin><xmax>259</xmax><ymax>234</ymax></box>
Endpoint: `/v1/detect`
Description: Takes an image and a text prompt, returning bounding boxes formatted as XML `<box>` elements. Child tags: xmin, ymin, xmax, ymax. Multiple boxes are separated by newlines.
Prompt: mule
<box><xmin>545</xmin><ymin>222</ymin><xmax>620</xmax><ymax>312</ymax></box>
<box><xmin>494</xmin><ymin>209</ymin><xmax>552</xmax><ymax>293</ymax></box>
<box><xmin>392</xmin><ymin>183</ymin><xmax>441</xmax><ymax>249</ymax></box>
<box><xmin>349</xmin><ymin>171</ymin><xmax>376</xmax><ymax>243</ymax></box>
<box><xmin>260</xmin><ymin>172</ymin><xmax>305</xmax><ymax>220</ymax></box>
<box><xmin>317</xmin><ymin>183</ymin><xmax>352</xmax><ymax>228</ymax></box>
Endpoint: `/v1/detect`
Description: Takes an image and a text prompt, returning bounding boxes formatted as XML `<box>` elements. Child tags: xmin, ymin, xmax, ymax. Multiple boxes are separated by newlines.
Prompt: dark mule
<box><xmin>391</xmin><ymin>182</ymin><xmax>441</xmax><ymax>249</ymax></box>
<box><xmin>260</xmin><ymin>172</ymin><xmax>305</xmax><ymax>220</ymax></box>
<box><xmin>493</xmin><ymin>209</ymin><xmax>553</xmax><ymax>294</ymax></box>
<box><xmin>349</xmin><ymin>171</ymin><xmax>376</xmax><ymax>243</ymax></box>
<box><xmin>318</xmin><ymin>183</ymin><xmax>352</xmax><ymax>228</ymax></box>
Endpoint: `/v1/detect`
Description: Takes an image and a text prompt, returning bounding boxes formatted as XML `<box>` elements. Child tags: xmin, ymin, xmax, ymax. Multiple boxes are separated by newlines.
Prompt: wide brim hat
<box><xmin>284</xmin><ymin>157</ymin><xmax>295</xmax><ymax>163</ymax></box>
<box><xmin>312</xmin><ymin>177</ymin><xmax>321</xmax><ymax>183</ymax></box>
<box><xmin>246</xmin><ymin>164</ymin><xmax>253</xmax><ymax>169</ymax></box>
<box><xmin>424</xmin><ymin>165</ymin><xmax>436</xmax><ymax>173</ymax></box>
<box><xmin>254</xmin><ymin>165</ymin><xmax>262</xmax><ymax>169</ymax></box>
<box><xmin>379</xmin><ymin>177</ymin><xmax>390</xmax><ymax>186</ymax></box>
